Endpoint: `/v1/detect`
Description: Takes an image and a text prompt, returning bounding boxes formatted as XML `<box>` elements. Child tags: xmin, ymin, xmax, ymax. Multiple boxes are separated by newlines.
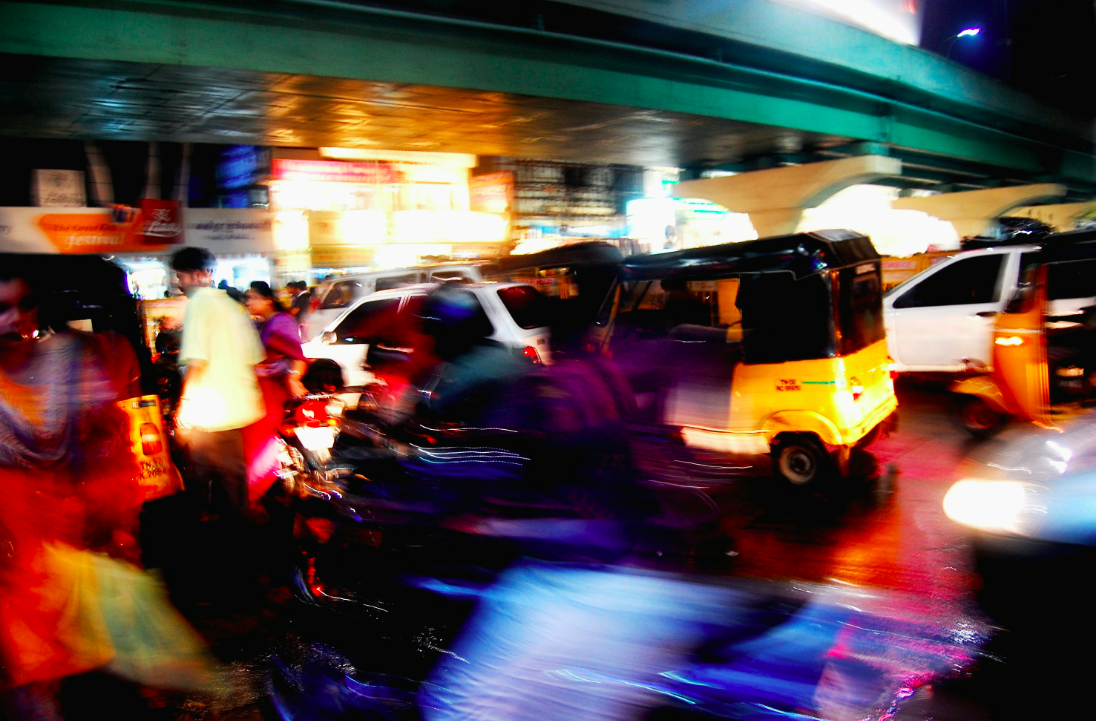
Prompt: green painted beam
<box><xmin>559</xmin><ymin>0</ymin><xmax>1092</xmax><ymax>146</ymax></box>
<box><xmin>1</xmin><ymin>0</ymin><xmax>1094</xmax><ymax>183</ymax></box>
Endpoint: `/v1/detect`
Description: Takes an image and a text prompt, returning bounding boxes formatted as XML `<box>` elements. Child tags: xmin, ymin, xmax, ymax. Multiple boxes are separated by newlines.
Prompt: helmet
<box><xmin>417</xmin><ymin>285</ymin><xmax>492</xmax><ymax>361</ymax></box>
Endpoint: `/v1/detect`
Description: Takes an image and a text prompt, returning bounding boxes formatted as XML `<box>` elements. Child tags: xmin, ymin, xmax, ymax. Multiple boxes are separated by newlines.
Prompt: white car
<box><xmin>302</xmin><ymin>282</ymin><xmax>551</xmax><ymax>387</ymax></box>
<box><xmin>302</xmin><ymin>263</ymin><xmax>493</xmax><ymax>341</ymax></box>
<box><xmin>884</xmin><ymin>244</ymin><xmax>1096</xmax><ymax>373</ymax></box>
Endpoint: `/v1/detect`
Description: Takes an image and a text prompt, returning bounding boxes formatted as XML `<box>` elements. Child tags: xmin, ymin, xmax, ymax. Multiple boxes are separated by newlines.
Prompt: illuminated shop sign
<box><xmin>469</xmin><ymin>172</ymin><xmax>513</xmax><ymax>214</ymax></box>
<box><xmin>271</xmin><ymin>159</ymin><xmax>402</xmax><ymax>185</ymax></box>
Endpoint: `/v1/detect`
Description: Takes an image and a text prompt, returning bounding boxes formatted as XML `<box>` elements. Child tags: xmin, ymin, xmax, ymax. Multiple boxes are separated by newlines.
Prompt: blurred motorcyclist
<box><xmin>406</xmin><ymin>284</ymin><xmax>654</xmax><ymax>528</ymax></box>
<box><xmin>414</xmin><ymin>283</ymin><xmax>530</xmax><ymax>424</ymax></box>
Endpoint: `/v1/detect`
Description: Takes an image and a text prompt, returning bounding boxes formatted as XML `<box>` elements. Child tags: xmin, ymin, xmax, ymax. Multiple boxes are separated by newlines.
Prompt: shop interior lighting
<box><xmin>319</xmin><ymin>147</ymin><xmax>477</xmax><ymax>168</ymax></box>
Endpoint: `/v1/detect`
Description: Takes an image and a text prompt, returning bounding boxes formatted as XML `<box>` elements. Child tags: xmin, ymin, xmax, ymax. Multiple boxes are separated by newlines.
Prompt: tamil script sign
<box><xmin>184</xmin><ymin>208</ymin><xmax>275</xmax><ymax>254</ymax></box>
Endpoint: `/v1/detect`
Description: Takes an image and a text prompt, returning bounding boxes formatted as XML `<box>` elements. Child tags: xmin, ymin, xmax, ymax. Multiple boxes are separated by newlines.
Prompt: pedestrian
<box><xmin>217</xmin><ymin>278</ymin><xmax>244</xmax><ymax>303</ymax></box>
<box><xmin>1</xmin><ymin>263</ymin><xmax>214</xmax><ymax>718</ymax></box>
<box><xmin>288</xmin><ymin>280</ymin><xmax>313</xmax><ymax>333</ymax></box>
<box><xmin>172</xmin><ymin>247</ymin><xmax>265</xmax><ymax>527</ymax></box>
<box><xmin>242</xmin><ymin>280</ymin><xmax>307</xmax><ymax>502</ymax></box>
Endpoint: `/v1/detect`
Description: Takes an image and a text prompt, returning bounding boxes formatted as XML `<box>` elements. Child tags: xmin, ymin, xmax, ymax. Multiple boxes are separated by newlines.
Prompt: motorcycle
<box><xmin>267</xmin><ymin>567</ymin><xmax>984</xmax><ymax>721</ymax></box>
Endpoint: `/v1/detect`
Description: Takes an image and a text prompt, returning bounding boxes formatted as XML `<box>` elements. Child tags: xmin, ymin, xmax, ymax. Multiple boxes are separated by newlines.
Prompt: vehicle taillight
<box><xmin>850</xmin><ymin>377</ymin><xmax>864</xmax><ymax>402</ymax></box>
<box><xmin>139</xmin><ymin>422</ymin><xmax>162</xmax><ymax>455</ymax></box>
<box><xmin>294</xmin><ymin>400</ymin><xmax>329</xmax><ymax>427</ymax></box>
<box><xmin>887</xmin><ymin>360</ymin><xmax>899</xmax><ymax>381</ymax></box>
<box><xmin>522</xmin><ymin>346</ymin><xmax>542</xmax><ymax>364</ymax></box>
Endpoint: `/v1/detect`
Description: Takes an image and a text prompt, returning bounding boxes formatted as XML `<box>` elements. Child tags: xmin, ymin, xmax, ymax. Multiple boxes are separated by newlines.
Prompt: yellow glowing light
<box><xmin>391</xmin><ymin>210</ymin><xmax>506</xmax><ymax>244</ymax></box>
<box><xmin>943</xmin><ymin>480</ymin><xmax>1028</xmax><ymax>533</ymax></box>
<box><xmin>319</xmin><ymin>147</ymin><xmax>477</xmax><ymax>167</ymax></box>
<box><xmin>995</xmin><ymin>336</ymin><xmax>1024</xmax><ymax>347</ymax></box>
<box><xmin>797</xmin><ymin>185</ymin><xmax>960</xmax><ymax>256</ymax></box>
<box><xmin>176</xmin><ymin>386</ymin><xmax>228</xmax><ymax>430</ymax></box>
<box><xmin>680</xmin><ymin>427</ymin><xmax>770</xmax><ymax>455</ymax></box>
<box><xmin>273</xmin><ymin>210</ymin><xmax>310</xmax><ymax>251</ymax></box>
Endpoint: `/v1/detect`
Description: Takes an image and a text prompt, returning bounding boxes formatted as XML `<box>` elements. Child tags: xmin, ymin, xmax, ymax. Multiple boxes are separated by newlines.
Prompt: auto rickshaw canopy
<box><xmin>619</xmin><ymin>230</ymin><xmax>880</xmax><ymax>283</ymax></box>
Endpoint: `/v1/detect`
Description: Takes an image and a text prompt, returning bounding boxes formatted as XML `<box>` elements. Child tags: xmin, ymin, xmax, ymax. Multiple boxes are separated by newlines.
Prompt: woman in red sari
<box><xmin>242</xmin><ymin>281</ymin><xmax>307</xmax><ymax>504</ymax></box>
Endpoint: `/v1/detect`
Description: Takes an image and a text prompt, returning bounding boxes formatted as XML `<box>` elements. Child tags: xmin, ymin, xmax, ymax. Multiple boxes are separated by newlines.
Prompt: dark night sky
<box><xmin>920</xmin><ymin>0</ymin><xmax>1096</xmax><ymax>118</ymax></box>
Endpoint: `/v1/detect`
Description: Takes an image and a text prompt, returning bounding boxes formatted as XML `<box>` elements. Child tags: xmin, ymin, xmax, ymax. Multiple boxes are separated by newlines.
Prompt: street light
<box><xmin>944</xmin><ymin>27</ymin><xmax>981</xmax><ymax>59</ymax></box>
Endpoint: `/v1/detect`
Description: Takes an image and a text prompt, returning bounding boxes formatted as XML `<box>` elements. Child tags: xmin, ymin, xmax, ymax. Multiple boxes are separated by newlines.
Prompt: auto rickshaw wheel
<box><xmin>958</xmin><ymin>396</ymin><xmax>1006</xmax><ymax>438</ymax></box>
<box><xmin>773</xmin><ymin>435</ymin><xmax>830</xmax><ymax>488</ymax></box>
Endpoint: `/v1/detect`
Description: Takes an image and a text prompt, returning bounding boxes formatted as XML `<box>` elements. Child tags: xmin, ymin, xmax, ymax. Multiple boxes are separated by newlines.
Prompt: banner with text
<box><xmin>0</xmin><ymin>207</ymin><xmax>276</xmax><ymax>255</ymax></box>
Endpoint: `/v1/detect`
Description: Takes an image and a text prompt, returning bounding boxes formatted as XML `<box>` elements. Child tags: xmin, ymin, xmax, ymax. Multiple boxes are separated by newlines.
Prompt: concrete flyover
<box><xmin>673</xmin><ymin>155</ymin><xmax>903</xmax><ymax>237</ymax></box>
<box><xmin>892</xmin><ymin>184</ymin><xmax>1068</xmax><ymax>238</ymax></box>
<box><xmin>1009</xmin><ymin>202</ymin><xmax>1096</xmax><ymax>232</ymax></box>
<box><xmin>1</xmin><ymin>0</ymin><xmax>1094</xmax><ymax>194</ymax></box>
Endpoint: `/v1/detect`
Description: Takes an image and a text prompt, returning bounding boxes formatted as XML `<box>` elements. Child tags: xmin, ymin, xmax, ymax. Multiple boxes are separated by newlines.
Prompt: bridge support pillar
<box><xmin>892</xmin><ymin>184</ymin><xmax>1068</xmax><ymax>239</ymax></box>
<box><xmin>672</xmin><ymin>155</ymin><xmax>901</xmax><ymax>238</ymax></box>
<box><xmin>1008</xmin><ymin>201</ymin><xmax>1096</xmax><ymax>232</ymax></box>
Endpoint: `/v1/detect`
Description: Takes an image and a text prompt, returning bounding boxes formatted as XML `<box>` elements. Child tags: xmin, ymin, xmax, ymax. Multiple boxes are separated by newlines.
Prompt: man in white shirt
<box><xmin>173</xmin><ymin>247</ymin><xmax>264</xmax><ymax>522</ymax></box>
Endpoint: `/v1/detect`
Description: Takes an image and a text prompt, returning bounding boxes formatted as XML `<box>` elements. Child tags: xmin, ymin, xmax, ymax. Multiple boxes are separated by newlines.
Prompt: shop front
<box><xmin>625</xmin><ymin>197</ymin><xmax>759</xmax><ymax>254</ymax></box>
<box><xmin>267</xmin><ymin>151</ymin><xmax>510</xmax><ymax>279</ymax></box>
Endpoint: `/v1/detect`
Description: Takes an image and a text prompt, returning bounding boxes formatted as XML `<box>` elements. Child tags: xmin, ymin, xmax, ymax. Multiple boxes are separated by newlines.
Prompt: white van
<box><xmin>302</xmin><ymin>282</ymin><xmax>551</xmax><ymax>387</ymax></box>
<box><xmin>884</xmin><ymin>245</ymin><xmax>1096</xmax><ymax>373</ymax></box>
<box><xmin>302</xmin><ymin>263</ymin><xmax>490</xmax><ymax>341</ymax></box>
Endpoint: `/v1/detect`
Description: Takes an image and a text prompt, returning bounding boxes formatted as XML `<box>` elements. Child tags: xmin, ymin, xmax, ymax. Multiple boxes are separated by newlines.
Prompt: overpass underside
<box><xmin>1</xmin><ymin>0</ymin><xmax>1094</xmax><ymax>199</ymax></box>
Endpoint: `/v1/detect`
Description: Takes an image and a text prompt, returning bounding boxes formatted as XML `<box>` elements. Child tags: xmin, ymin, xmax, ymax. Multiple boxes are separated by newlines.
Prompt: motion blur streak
<box><xmin>420</xmin><ymin>563</ymin><xmax>982</xmax><ymax>721</ymax></box>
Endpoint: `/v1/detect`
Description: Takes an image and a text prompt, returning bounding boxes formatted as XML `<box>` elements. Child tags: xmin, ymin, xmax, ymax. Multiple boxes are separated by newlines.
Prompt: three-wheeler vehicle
<box><xmin>953</xmin><ymin>235</ymin><xmax>1096</xmax><ymax>435</ymax></box>
<box><xmin>488</xmin><ymin>241</ymin><xmax>624</xmax><ymax>356</ymax></box>
<box><xmin>594</xmin><ymin>230</ymin><xmax>898</xmax><ymax>487</ymax></box>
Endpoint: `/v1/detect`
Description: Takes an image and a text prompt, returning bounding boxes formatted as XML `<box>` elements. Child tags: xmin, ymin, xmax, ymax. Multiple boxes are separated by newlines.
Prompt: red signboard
<box><xmin>469</xmin><ymin>171</ymin><xmax>513</xmax><ymax>213</ymax></box>
<box><xmin>272</xmin><ymin>159</ymin><xmax>402</xmax><ymax>184</ymax></box>
<box><xmin>139</xmin><ymin>199</ymin><xmax>183</xmax><ymax>244</ymax></box>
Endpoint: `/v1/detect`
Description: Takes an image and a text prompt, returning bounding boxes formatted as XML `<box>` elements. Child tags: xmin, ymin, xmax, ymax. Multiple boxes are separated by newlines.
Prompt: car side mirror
<box><xmin>321</xmin><ymin>330</ymin><xmax>337</xmax><ymax>345</ymax></box>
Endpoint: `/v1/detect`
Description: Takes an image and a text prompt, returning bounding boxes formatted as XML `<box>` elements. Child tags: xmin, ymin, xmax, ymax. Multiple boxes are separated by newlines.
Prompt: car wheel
<box><xmin>958</xmin><ymin>396</ymin><xmax>1006</xmax><ymax>438</ymax></box>
<box><xmin>773</xmin><ymin>436</ymin><xmax>830</xmax><ymax>488</ymax></box>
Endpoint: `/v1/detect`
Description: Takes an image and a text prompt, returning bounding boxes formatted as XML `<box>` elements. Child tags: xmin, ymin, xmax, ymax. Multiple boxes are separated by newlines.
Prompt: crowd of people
<box><xmin>1</xmin><ymin>245</ymin><xmax>641</xmax><ymax>719</ymax></box>
<box><xmin>0</xmin><ymin>247</ymin><xmax>324</xmax><ymax>719</ymax></box>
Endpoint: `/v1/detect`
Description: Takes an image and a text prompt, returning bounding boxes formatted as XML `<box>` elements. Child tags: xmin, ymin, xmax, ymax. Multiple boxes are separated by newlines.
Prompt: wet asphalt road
<box><xmin>162</xmin><ymin>379</ymin><xmax>1001</xmax><ymax>720</ymax></box>
<box><xmin>722</xmin><ymin>378</ymin><xmax>978</xmax><ymax>608</ymax></box>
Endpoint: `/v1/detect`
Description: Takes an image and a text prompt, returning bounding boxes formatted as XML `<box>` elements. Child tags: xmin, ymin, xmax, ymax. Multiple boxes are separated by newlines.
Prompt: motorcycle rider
<box><xmin>407</xmin><ymin>284</ymin><xmax>654</xmax><ymax>532</ymax></box>
<box><xmin>414</xmin><ymin>283</ymin><xmax>531</xmax><ymax>424</ymax></box>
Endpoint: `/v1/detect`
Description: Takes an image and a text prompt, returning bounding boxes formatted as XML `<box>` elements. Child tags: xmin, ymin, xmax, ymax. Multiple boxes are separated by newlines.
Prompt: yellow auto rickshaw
<box><xmin>952</xmin><ymin>252</ymin><xmax>1096</xmax><ymax>436</ymax></box>
<box><xmin>595</xmin><ymin>230</ymin><xmax>898</xmax><ymax>487</ymax></box>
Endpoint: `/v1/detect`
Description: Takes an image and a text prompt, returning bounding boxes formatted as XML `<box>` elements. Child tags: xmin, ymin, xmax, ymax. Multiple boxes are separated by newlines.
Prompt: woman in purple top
<box><xmin>243</xmin><ymin>281</ymin><xmax>308</xmax><ymax>500</ymax></box>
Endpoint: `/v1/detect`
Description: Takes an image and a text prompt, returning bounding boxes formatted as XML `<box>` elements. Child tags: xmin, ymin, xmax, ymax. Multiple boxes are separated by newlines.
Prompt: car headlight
<box><xmin>943</xmin><ymin>480</ymin><xmax>1034</xmax><ymax>534</ymax></box>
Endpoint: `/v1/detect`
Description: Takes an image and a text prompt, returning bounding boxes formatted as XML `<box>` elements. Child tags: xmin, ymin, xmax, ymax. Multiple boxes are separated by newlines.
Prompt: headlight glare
<box><xmin>943</xmin><ymin>479</ymin><xmax>1030</xmax><ymax>534</ymax></box>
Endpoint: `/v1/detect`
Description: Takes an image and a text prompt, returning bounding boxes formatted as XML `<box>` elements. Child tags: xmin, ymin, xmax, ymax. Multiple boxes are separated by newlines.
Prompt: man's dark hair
<box><xmin>171</xmin><ymin>246</ymin><xmax>216</xmax><ymax>272</ymax></box>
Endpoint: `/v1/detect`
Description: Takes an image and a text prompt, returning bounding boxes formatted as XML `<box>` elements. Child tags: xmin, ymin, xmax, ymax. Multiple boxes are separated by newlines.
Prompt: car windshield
<box><xmin>321</xmin><ymin>280</ymin><xmax>362</xmax><ymax>310</ymax></box>
<box><xmin>497</xmin><ymin>286</ymin><xmax>547</xmax><ymax>329</ymax></box>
